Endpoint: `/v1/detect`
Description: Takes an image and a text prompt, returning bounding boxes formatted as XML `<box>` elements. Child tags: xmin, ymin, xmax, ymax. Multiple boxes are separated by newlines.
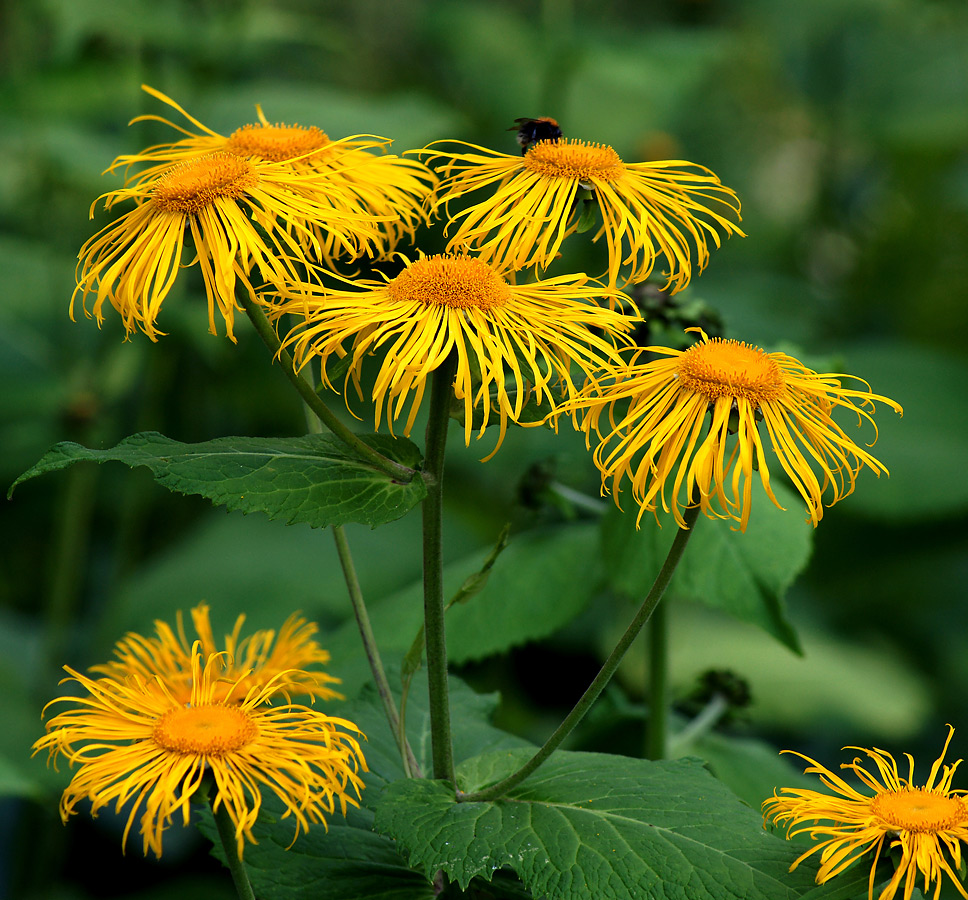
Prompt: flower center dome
<box><xmin>226</xmin><ymin>123</ymin><xmax>330</xmax><ymax>162</ymax></box>
<box><xmin>152</xmin><ymin>704</ymin><xmax>258</xmax><ymax>756</ymax></box>
<box><xmin>522</xmin><ymin>139</ymin><xmax>625</xmax><ymax>184</ymax></box>
<box><xmin>676</xmin><ymin>338</ymin><xmax>785</xmax><ymax>404</ymax></box>
<box><xmin>387</xmin><ymin>255</ymin><xmax>511</xmax><ymax>310</ymax></box>
<box><xmin>871</xmin><ymin>790</ymin><xmax>968</xmax><ymax>834</ymax></box>
<box><xmin>150</xmin><ymin>152</ymin><xmax>257</xmax><ymax>215</ymax></box>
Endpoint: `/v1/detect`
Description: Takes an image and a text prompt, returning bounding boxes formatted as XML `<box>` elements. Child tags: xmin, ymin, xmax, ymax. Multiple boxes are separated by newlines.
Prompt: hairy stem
<box><xmin>422</xmin><ymin>354</ymin><xmax>459</xmax><ymax>786</ymax></box>
<box><xmin>458</xmin><ymin>504</ymin><xmax>702</xmax><ymax>802</ymax></box>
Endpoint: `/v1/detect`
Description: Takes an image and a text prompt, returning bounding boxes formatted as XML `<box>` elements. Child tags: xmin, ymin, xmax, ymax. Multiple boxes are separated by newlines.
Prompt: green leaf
<box><xmin>601</xmin><ymin>479</ymin><xmax>812</xmax><ymax>652</ymax></box>
<box><xmin>375</xmin><ymin>749</ymin><xmax>824</xmax><ymax>900</ymax></box>
<box><xmin>200</xmin><ymin>674</ymin><xmax>532</xmax><ymax>900</ymax></box>
<box><xmin>9</xmin><ymin>431</ymin><xmax>426</xmax><ymax>528</ymax></box>
<box><xmin>202</xmin><ymin>795</ymin><xmax>435</xmax><ymax>900</ymax></box>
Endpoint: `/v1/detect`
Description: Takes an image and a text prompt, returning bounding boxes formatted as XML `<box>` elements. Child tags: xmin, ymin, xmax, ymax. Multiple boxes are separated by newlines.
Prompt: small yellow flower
<box><xmin>34</xmin><ymin>645</ymin><xmax>367</xmax><ymax>858</ymax></box>
<box><xmin>91</xmin><ymin>604</ymin><xmax>342</xmax><ymax>705</ymax></box>
<box><xmin>73</xmin><ymin>149</ymin><xmax>378</xmax><ymax>341</ymax></box>
<box><xmin>418</xmin><ymin>138</ymin><xmax>743</xmax><ymax>289</ymax></box>
<box><xmin>109</xmin><ymin>85</ymin><xmax>435</xmax><ymax>256</ymax></box>
<box><xmin>274</xmin><ymin>251</ymin><xmax>637</xmax><ymax>455</ymax></box>
<box><xmin>764</xmin><ymin>727</ymin><xmax>968</xmax><ymax>900</ymax></box>
<box><xmin>565</xmin><ymin>329</ymin><xmax>902</xmax><ymax>531</ymax></box>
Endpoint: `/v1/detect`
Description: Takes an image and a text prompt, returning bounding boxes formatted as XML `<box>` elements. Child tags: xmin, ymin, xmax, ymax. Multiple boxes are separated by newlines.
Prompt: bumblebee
<box><xmin>509</xmin><ymin>116</ymin><xmax>562</xmax><ymax>154</ymax></box>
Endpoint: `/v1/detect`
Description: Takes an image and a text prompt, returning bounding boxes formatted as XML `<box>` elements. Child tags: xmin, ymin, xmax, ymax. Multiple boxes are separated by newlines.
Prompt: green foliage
<box><xmin>202</xmin><ymin>675</ymin><xmax>534</xmax><ymax>900</ymax></box>
<box><xmin>601</xmin><ymin>480</ymin><xmax>812</xmax><ymax>652</ymax></box>
<box><xmin>374</xmin><ymin>749</ymin><xmax>825</xmax><ymax>900</ymax></box>
<box><xmin>10</xmin><ymin>431</ymin><xmax>426</xmax><ymax>528</ymax></box>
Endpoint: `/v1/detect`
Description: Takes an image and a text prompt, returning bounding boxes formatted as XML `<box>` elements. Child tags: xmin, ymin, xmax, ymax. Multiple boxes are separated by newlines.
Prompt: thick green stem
<box><xmin>422</xmin><ymin>355</ymin><xmax>459</xmax><ymax>786</ymax></box>
<box><xmin>645</xmin><ymin>597</ymin><xmax>669</xmax><ymax>760</ymax></box>
<box><xmin>211</xmin><ymin>797</ymin><xmax>256</xmax><ymax>900</ymax></box>
<box><xmin>332</xmin><ymin>524</ymin><xmax>422</xmax><ymax>778</ymax></box>
<box><xmin>458</xmin><ymin>503</ymin><xmax>702</xmax><ymax>803</ymax></box>
<box><xmin>238</xmin><ymin>293</ymin><xmax>415</xmax><ymax>483</ymax></box>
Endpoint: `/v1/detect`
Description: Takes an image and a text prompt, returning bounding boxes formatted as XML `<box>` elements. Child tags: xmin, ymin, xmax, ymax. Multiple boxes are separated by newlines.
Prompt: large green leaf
<box><xmin>201</xmin><ymin>675</ymin><xmax>533</xmax><ymax>900</ymax></box>
<box><xmin>9</xmin><ymin>431</ymin><xmax>426</xmax><ymax>528</ymax></box>
<box><xmin>374</xmin><ymin>748</ymin><xmax>826</xmax><ymax>900</ymax></box>
<box><xmin>601</xmin><ymin>480</ymin><xmax>812</xmax><ymax>653</ymax></box>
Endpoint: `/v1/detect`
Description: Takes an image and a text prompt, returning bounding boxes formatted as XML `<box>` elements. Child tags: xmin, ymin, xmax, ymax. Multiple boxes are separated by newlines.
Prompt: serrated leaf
<box><xmin>375</xmin><ymin>749</ymin><xmax>825</xmax><ymax>900</ymax></box>
<box><xmin>199</xmin><ymin>674</ymin><xmax>532</xmax><ymax>900</ymax></box>
<box><xmin>601</xmin><ymin>479</ymin><xmax>811</xmax><ymax>652</ymax></box>
<box><xmin>202</xmin><ymin>794</ymin><xmax>434</xmax><ymax>900</ymax></box>
<box><xmin>9</xmin><ymin>431</ymin><xmax>426</xmax><ymax>528</ymax></box>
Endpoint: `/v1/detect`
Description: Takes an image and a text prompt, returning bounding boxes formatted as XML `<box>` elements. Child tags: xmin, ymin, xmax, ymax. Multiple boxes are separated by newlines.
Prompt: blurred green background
<box><xmin>2</xmin><ymin>0</ymin><xmax>968</xmax><ymax>898</ymax></box>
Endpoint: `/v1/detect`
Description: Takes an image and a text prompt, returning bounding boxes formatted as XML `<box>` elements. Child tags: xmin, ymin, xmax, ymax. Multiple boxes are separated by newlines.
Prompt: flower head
<box><xmin>764</xmin><ymin>727</ymin><xmax>968</xmax><ymax>900</ymax></box>
<box><xmin>274</xmin><ymin>252</ymin><xmax>636</xmax><ymax>455</ymax></box>
<box><xmin>91</xmin><ymin>605</ymin><xmax>341</xmax><ymax>705</ymax></box>
<box><xmin>34</xmin><ymin>645</ymin><xmax>367</xmax><ymax>858</ymax></box>
<box><xmin>109</xmin><ymin>85</ymin><xmax>435</xmax><ymax>255</ymax></box>
<box><xmin>73</xmin><ymin>149</ymin><xmax>380</xmax><ymax>341</ymax></box>
<box><xmin>418</xmin><ymin>138</ymin><xmax>743</xmax><ymax>289</ymax></box>
<box><xmin>565</xmin><ymin>329</ymin><xmax>902</xmax><ymax>531</ymax></box>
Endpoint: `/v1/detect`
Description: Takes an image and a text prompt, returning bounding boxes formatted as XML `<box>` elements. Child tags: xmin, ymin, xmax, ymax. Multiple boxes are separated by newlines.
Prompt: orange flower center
<box><xmin>386</xmin><ymin>254</ymin><xmax>511</xmax><ymax>310</ymax></box>
<box><xmin>522</xmin><ymin>139</ymin><xmax>625</xmax><ymax>184</ymax></box>
<box><xmin>871</xmin><ymin>789</ymin><xmax>968</xmax><ymax>834</ymax></box>
<box><xmin>152</xmin><ymin>704</ymin><xmax>258</xmax><ymax>756</ymax></box>
<box><xmin>226</xmin><ymin>123</ymin><xmax>330</xmax><ymax>162</ymax></box>
<box><xmin>150</xmin><ymin>152</ymin><xmax>258</xmax><ymax>215</ymax></box>
<box><xmin>676</xmin><ymin>338</ymin><xmax>785</xmax><ymax>405</ymax></box>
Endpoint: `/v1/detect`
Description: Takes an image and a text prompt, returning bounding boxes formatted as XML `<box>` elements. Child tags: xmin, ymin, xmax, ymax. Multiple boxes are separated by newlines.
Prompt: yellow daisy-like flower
<box><xmin>763</xmin><ymin>727</ymin><xmax>968</xmax><ymax>900</ymax></box>
<box><xmin>33</xmin><ymin>645</ymin><xmax>367</xmax><ymax>859</ymax></box>
<box><xmin>274</xmin><ymin>251</ymin><xmax>637</xmax><ymax>454</ymax></box>
<box><xmin>90</xmin><ymin>605</ymin><xmax>342</xmax><ymax>705</ymax></box>
<box><xmin>72</xmin><ymin>148</ymin><xmax>383</xmax><ymax>341</ymax></box>
<box><xmin>108</xmin><ymin>85</ymin><xmax>435</xmax><ymax>255</ymax></box>
<box><xmin>418</xmin><ymin>138</ymin><xmax>744</xmax><ymax>290</ymax></box>
<box><xmin>566</xmin><ymin>329</ymin><xmax>902</xmax><ymax>531</ymax></box>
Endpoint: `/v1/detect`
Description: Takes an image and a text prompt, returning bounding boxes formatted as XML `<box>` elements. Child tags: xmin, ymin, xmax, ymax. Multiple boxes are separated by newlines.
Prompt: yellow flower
<box><xmin>566</xmin><ymin>329</ymin><xmax>902</xmax><ymax>531</ymax></box>
<box><xmin>418</xmin><ymin>138</ymin><xmax>743</xmax><ymax>289</ymax></box>
<box><xmin>90</xmin><ymin>604</ymin><xmax>342</xmax><ymax>705</ymax></box>
<box><xmin>274</xmin><ymin>252</ymin><xmax>637</xmax><ymax>455</ymax></box>
<box><xmin>73</xmin><ymin>149</ymin><xmax>382</xmax><ymax>341</ymax></box>
<box><xmin>109</xmin><ymin>85</ymin><xmax>435</xmax><ymax>256</ymax></box>
<box><xmin>763</xmin><ymin>727</ymin><xmax>968</xmax><ymax>900</ymax></box>
<box><xmin>33</xmin><ymin>645</ymin><xmax>367</xmax><ymax>859</ymax></box>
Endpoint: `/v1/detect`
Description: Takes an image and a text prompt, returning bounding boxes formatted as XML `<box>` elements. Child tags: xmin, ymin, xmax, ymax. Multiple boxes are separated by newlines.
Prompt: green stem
<box><xmin>211</xmin><ymin>796</ymin><xmax>256</xmax><ymax>900</ymax></box>
<box><xmin>238</xmin><ymin>293</ymin><xmax>415</xmax><ymax>483</ymax></box>
<box><xmin>458</xmin><ymin>503</ymin><xmax>702</xmax><ymax>803</ymax></box>
<box><xmin>422</xmin><ymin>354</ymin><xmax>459</xmax><ymax>786</ymax></box>
<box><xmin>295</xmin><ymin>341</ymin><xmax>421</xmax><ymax>777</ymax></box>
<box><xmin>645</xmin><ymin>597</ymin><xmax>669</xmax><ymax>760</ymax></box>
<box><xmin>332</xmin><ymin>524</ymin><xmax>422</xmax><ymax>778</ymax></box>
